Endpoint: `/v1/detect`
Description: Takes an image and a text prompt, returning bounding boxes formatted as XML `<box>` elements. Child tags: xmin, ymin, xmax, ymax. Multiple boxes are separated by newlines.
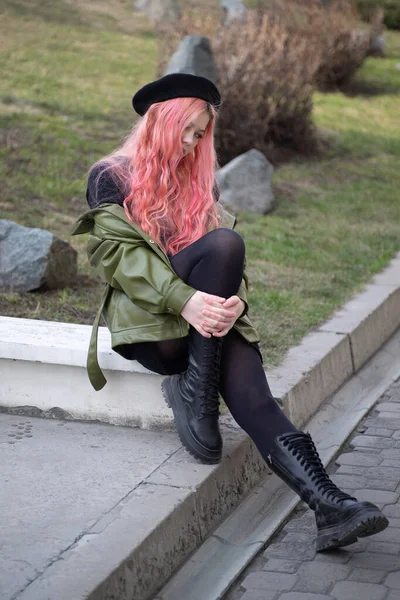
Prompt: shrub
<box><xmin>157</xmin><ymin>6</ymin><xmax>319</xmax><ymax>164</ymax></box>
<box><xmin>212</xmin><ymin>11</ymin><xmax>320</xmax><ymax>164</ymax></box>
<box><xmin>357</xmin><ymin>0</ymin><xmax>400</xmax><ymax>30</ymax></box>
<box><xmin>268</xmin><ymin>0</ymin><xmax>373</xmax><ymax>90</ymax></box>
<box><xmin>157</xmin><ymin>0</ymin><xmax>374</xmax><ymax>163</ymax></box>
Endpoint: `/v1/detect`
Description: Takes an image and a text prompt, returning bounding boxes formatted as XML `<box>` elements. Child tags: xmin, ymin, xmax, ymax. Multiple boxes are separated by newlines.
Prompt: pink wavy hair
<box><xmin>93</xmin><ymin>97</ymin><xmax>219</xmax><ymax>255</ymax></box>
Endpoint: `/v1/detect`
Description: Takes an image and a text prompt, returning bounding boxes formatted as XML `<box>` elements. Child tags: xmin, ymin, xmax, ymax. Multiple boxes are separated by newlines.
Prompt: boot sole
<box><xmin>316</xmin><ymin>507</ymin><xmax>389</xmax><ymax>552</ymax></box>
<box><xmin>161</xmin><ymin>377</ymin><xmax>222</xmax><ymax>465</ymax></box>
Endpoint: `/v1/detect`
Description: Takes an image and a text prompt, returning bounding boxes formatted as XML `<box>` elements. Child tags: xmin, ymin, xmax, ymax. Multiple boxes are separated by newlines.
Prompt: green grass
<box><xmin>1</xmin><ymin>2</ymin><xmax>399</xmax><ymax>368</ymax></box>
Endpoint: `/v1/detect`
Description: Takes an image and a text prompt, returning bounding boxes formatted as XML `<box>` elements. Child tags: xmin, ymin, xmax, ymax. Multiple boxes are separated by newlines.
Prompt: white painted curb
<box><xmin>1</xmin><ymin>253</ymin><xmax>399</xmax><ymax>430</ymax></box>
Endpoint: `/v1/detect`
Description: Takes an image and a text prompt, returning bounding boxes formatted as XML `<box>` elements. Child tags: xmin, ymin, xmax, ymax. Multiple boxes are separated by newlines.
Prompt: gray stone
<box><xmin>335</xmin><ymin>452</ymin><xmax>382</xmax><ymax>467</ymax></box>
<box><xmin>241</xmin><ymin>571</ymin><xmax>298</xmax><ymax>591</ymax></box>
<box><xmin>384</xmin><ymin>504</ymin><xmax>400</xmax><ymax>518</ymax></box>
<box><xmin>336</xmin><ymin>465</ymin><xmax>367</xmax><ymax>475</ymax></box>
<box><xmin>368</xmin><ymin>34</ymin><xmax>386</xmax><ymax>57</ymax></box>
<box><xmin>280</xmin><ymin>594</ymin><xmax>334</xmax><ymax>600</ymax></box>
<box><xmin>240</xmin><ymin>591</ymin><xmax>278</xmax><ymax>600</ymax></box>
<box><xmin>136</xmin><ymin>0</ymin><xmax>180</xmax><ymax>27</ymax></box>
<box><xmin>164</xmin><ymin>35</ymin><xmax>218</xmax><ymax>85</ymax></box>
<box><xmin>348</xmin><ymin>568</ymin><xmax>385</xmax><ymax>583</ymax></box>
<box><xmin>365</xmin><ymin>466</ymin><xmax>400</xmax><ymax>481</ymax></box>
<box><xmin>216</xmin><ymin>149</ymin><xmax>275</xmax><ymax>215</ymax></box>
<box><xmin>330</xmin><ymin>581</ymin><xmax>387</xmax><ymax>600</ymax></box>
<box><xmin>352</xmin><ymin>489</ymin><xmax>399</xmax><ymax>505</ymax></box>
<box><xmin>368</xmin><ymin>527</ymin><xmax>400</xmax><ymax>544</ymax></box>
<box><xmin>135</xmin><ymin>0</ymin><xmax>147</xmax><ymax>10</ymax></box>
<box><xmin>396</xmin><ymin>63</ymin><xmax>400</xmax><ymax>71</ymax></box>
<box><xmin>294</xmin><ymin>562</ymin><xmax>350</xmax><ymax>593</ymax></box>
<box><xmin>364</xmin><ymin>427</ymin><xmax>394</xmax><ymax>437</ymax></box>
<box><xmin>368</xmin><ymin>479</ymin><xmax>398</xmax><ymax>492</ymax></box>
<box><xmin>365</xmin><ymin>417</ymin><xmax>400</xmax><ymax>431</ymax></box>
<box><xmin>379</xmin><ymin>412</ymin><xmax>400</xmax><ymax>420</ymax></box>
<box><xmin>347</xmin><ymin>552</ymin><xmax>400</xmax><ymax>571</ymax></box>
<box><xmin>381</xmin><ymin>448</ymin><xmax>400</xmax><ymax>459</ymax></box>
<box><xmin>367</xmin><ymin>542</ymin><xmax>400</xmax><ymax>555</ymax></box>
<box><xmin>221</xmin><ymin>0</ymin><xmax>247</xmax><ymax>26</ymax></box>
<box><xmin>350</xmin><ymin>435</ymin><xmax>394</xmax><ymax>449</ymax></box>
<box><xmin>281</xmin><ymin>532</ymin><xmax>311</xmax><ymax>544</ymax></box>
<box><xmin>315</xmin><ymin>550</ymin><xmax>352</xmax><ymax>564</ymax></box>
<box><xmin>0</xmin><ymin>220</ymin><xmax>77</xmax><ymax>292</ymax></box>
<box><xmin>385</xmin><ymin>571</ymin><xmax>400</xmax><ymax>589</ymax></box>
<box><xmin>263</xmin><ymin>559</ymin><xmax>301</xmax><ymax>574</ymax></box>
<box><xmin>377</xmin><ymin>402</ymin><xmax>400</xmax><ymax>413</ymax></box>
<box><xmin>331</xmin><ymin>474</ymin><xmax>367</xmax><ymax>489</ymax></box>
<box><xmin>264</xmin><ymin>541</ymin><xmax>316</xmax><ymax>561</ymax></box>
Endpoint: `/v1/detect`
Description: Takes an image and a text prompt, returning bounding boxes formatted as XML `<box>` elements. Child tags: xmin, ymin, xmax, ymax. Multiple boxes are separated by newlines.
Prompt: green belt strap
<box><xmin>87</xmin><ymin>283</ymin><xmax>112</xmax><ymax>391</ymax></box>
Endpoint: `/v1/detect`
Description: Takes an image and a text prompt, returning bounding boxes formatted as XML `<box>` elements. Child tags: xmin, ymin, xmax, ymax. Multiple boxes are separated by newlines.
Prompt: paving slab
<box><xmin>223</xmin><ymin>376</ymin><xmax>400</xmax><ymax>600</ymax></box>
<box><xmin>0</xmin><ymin>415</ymin><xmax>181</xmax><ymax>600</ymax></box>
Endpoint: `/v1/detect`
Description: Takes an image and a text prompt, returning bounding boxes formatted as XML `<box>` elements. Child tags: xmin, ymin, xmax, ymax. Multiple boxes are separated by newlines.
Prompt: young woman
<box><xmin>72</xmin><ymin>73</ymin><xmax>388</xmax><ymax>552</ymax></box>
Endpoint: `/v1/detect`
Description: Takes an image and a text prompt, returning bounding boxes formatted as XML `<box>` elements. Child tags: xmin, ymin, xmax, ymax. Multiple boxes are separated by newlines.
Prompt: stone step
<box><xmin>1</xmin><ymin>251</ymin><xmax>399</xmax><ymax>432</ymax></box>
<box><xmin>0</xmin><ymin>316</ymin><xmax>171</xmax><ymax>430</ymax></box>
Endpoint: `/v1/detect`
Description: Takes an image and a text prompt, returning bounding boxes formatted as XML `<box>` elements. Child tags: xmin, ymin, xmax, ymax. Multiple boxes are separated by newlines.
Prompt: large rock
<box><xmin>216</xmin><ymin>149</ymin><xmax>275</xmax><ymax>215</ymax></box>
<box><xmin>220</xmin><ymin>0</ymin><xmax>247</xmax><ymax>26</ymax></box>
<box><xmin>367</xmin><ymin>34</ymin><xmax>386</xmax><ymax>57</ymax></box>
<box><xmin>0</xmin><ymin>220</ymin><xmax>77</xmax><ymax>292</ymax></box>
<box><xmin>164</xmin><ymin>35</ymin><xmax>218</xmax><ymax>85</ymax></box>
<box><xmin>135</xmin><ymin>0</ymin><xmax>180</xmax><ymax>27</ymax></box>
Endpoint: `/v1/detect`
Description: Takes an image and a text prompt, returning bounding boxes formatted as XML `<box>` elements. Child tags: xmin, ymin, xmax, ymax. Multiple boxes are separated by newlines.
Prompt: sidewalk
<box><xmin>224</xmin><ymin>378</ymin><xmax>400</xmax><ymax>600</ymax></box>
<box><xmin>0</xmin><ymin>415</ymin><xmax>182</xmax><ymax>600</ymax></box>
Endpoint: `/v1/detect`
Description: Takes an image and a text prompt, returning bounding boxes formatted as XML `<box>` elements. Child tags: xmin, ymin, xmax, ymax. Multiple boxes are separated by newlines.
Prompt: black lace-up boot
<box><xmin>161</xmin><ymin>328</ymin><xmax>223</xmax><ymax>464</ymax></box>
<box><xmin>266</xmin><ymin>431</ymin><xmax>389</xmax><ymax>551</ymax></box>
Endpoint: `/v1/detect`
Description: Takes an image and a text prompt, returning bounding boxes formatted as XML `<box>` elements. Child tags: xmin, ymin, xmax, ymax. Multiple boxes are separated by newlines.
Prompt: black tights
<box><xmin>133</xmin><ymin>228</ymin><xmax>296</xmax><ymax>458</ymax></box>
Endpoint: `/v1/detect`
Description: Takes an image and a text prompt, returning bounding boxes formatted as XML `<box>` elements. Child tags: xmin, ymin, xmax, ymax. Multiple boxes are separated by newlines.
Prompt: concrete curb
<box><xmin>10</xmin><ymin>252</ymin><xmax>400</xmax><ymax>600</ymax></box>
<box><xmin>269</xmin><ymin>253</ymin><xmax>400</xmax><ymax>427</ymax></box>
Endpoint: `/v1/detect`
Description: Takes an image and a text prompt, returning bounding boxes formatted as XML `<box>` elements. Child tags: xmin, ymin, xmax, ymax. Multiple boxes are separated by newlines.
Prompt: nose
<box><xmin>182</xmin><ymin>131</ymin><xmax>194</xmax><ymax>146</ymax></box>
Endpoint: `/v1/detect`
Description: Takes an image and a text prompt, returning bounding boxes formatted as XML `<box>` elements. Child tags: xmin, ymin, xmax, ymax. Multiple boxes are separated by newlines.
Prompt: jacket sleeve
<box><xmin>237</xmin><ymin>265</ymin><xmax>249</xmax><ymax>317</ymax></box>
<box><xmin>88</xmin><ymin>236</ymin><xmax>196</xmax><ymax>316</ymax></box>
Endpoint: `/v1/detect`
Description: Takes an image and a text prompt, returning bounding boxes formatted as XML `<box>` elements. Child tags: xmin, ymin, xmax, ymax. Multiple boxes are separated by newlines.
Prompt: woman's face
<box><xmin>181</xmin><ymin>110</ymin><xmax>211</xmax><ymax>156</ymax></box>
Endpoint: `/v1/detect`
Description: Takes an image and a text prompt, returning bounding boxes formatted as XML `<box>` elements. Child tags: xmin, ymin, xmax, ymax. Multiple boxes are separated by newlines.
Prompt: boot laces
<box><xmin>198</xmin><ymin>342</ymin><xmax>221</xmax><ymax>417</ymax></box>
<box><xmin>281</xmin><ymin>432</ymin><xmax>357</xmax><ymax>504</ymax></box>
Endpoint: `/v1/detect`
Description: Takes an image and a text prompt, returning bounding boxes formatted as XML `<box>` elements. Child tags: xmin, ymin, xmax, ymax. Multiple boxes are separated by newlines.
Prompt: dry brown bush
<box><xmin>158</xmin><ymin>6</ymin><xmax>319</xmax><ymax>164</ymax></box>
<box><xmin>212</xmin><ymin>11</ymin><xmax>320</xmax><ymax>164</ymax></box>
<box><xmin>156</xmin><ymin>0</ymin><xmax>374</xmax><ymax>164</ymax></box>
<box><xmin>270</xmin><ymin>0</ymin><xmax>373</xmax><ymax>90</ymax></box>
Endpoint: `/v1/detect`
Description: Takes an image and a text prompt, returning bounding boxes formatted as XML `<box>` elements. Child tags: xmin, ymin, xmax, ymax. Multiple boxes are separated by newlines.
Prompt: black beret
<box><xmin>132</xmin><ymin>73</ymin><xmax>221</xmax><ymax>116</ymax></box>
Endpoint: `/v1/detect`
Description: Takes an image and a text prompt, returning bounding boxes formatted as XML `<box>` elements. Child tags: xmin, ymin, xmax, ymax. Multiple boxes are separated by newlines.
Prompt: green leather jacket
<box><xmin>72</xmin><ymin>203</ymin><xmax>260</xmax><ymax>390</ymax></box>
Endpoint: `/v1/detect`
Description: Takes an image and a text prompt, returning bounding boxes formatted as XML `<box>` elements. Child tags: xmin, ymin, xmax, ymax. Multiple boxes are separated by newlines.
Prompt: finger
<box><xmin>202</xmin><ymin>308</ymin><xmax>236</xmax><ymax>319</ymax></box>
<box><xmin>201</xmin><ymin>314</ymin><xmax>233</xmax><ymax>327</ymax></box>
<box><xmin>202</xmin><ymin>318</ymin><xmax>223</xmax><ymax>331</ymax></box>
<box><xmin>203</xmin><ymin>319</ymin><xmax>235</xmax><ymax>335</ymax></box>
<box><xmin>194</xmin><ymin>323</ymin><xmax>211</xmax><ymax>338</ymax></box>
<box><xmin>223</xmin><ymin>296</ymin><xmax>241</xmax><ymax>308</ymax></box>
<box><xmin>213</xmin><ymin>327</ymin><xmax>230</xmax><ymax>337</ymax></box>
<box><xmin>203</xmin><ymin>294</ymin><xmax>226</xmax><ymax>306</ymax></box>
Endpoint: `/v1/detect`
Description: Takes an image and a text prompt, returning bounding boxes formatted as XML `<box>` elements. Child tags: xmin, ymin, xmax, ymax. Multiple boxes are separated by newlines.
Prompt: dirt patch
<box><xmin>0</xmin><ymin>275</ymin><xmax>103</xmax><ymax>324</ymax></box>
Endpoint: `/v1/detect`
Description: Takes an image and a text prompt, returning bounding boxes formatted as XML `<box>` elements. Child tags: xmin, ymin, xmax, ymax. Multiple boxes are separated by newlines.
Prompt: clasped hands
<box><xmin>181</xmin><ymin>291</ymin><xmax>245</xmax><ymax>338</ymax></box>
